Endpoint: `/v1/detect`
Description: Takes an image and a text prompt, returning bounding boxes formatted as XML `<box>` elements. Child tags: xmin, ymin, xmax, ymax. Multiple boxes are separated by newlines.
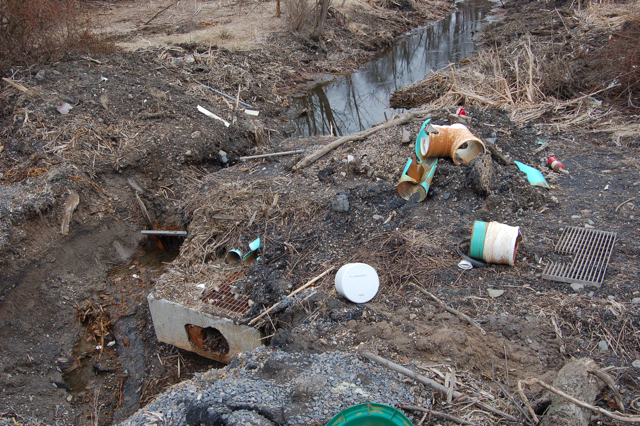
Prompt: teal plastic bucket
<box><xmin>469</xmin><ymin>220</ymin><xmax>488</xmax><ymax>260</ymax></box>
<box><xmin>469</xmin><ymin>220</ymin><xmax>521</xmax><ymax>266</ymax></box>
<box><xmin>325</xmin><ymin>403</ymin><xmax>413</xmax><ymax>426</ymax></box>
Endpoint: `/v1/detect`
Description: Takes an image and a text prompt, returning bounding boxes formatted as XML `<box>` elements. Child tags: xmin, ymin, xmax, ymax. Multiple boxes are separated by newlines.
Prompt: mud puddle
<box><xmin>291</xmin><ymin>0</ymin><xmax>496</xmax><ymax>136</ymax></box>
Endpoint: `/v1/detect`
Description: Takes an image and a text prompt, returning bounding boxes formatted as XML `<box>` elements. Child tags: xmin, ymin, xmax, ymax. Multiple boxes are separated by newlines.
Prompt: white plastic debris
<box><xmin>243</xmin><ymin>109</ymin><xmax>259</xmax><ymax>116</ymax></box>
<box><xmin>57</xmin><ymin>102</ymin><xmax>73</xmax><ymax>115</ymax></box>
<box><xmin>197</xmin><ymin>105</ymin><xmax>230</xmax><ymax>127</ymax></box>
<box><xmin>458</xmin><ymin>260</ymin><xmax>473</xmax><ymax>270</ymax></box>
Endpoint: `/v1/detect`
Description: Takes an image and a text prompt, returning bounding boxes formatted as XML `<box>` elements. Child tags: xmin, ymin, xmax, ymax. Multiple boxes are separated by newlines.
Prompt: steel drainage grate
<box><xmin>542</xmin><ymin>227</ymin><xmax>617</xmax><ymax>288</ymax></box>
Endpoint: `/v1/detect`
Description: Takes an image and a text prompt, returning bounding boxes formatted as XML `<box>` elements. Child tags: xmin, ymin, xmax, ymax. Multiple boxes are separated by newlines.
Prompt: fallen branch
<box><xmin>239</xmin><ymin>149</ymin><xmax>305</xmax><ymax>161</ymax></box>
<box><xmin>361</xmin><ymin>352</ymin><xmax>518</xmax><ymax>422</ymax></box>
<box><xmin>399</xmin><ymin>405</ymin><xmax>476</xmax><ymax>425</ymax></box>
<box><xmin>248</xmin><ymin>267</ymin><xmax>334</xmax><ymax>325</ymax></box>
<box><xmin>615</xmin><ymin>197</ymin><xmax>635</xmax><ymax>212</ymax></box>
<box><xmin>144</xmin><ymin>2</ymin><xmax>175</xmax><ymax>26</ymax></box>
<box><xmin>292</xmin><ymin>108</ymin><xmax>435</xmax><ymax>171</ymax></box>
<box><xmin>409</xmin><ymin>283</ymin><xmax>486</xmax><ymax>335</ymax></box>
<box><xmin>485</xmin><ymin>143</ymin><xmax>513</xmax><ymax>165</ymax></box>
<box><xmin>522</xmin><ymin>377</ymin><xmax>640</xmax><ymax>423</ymax></box>
<box><xmin>588</xmin><ymin>369</ymin><xmax>624</xmax><ymax>413</ymax></box>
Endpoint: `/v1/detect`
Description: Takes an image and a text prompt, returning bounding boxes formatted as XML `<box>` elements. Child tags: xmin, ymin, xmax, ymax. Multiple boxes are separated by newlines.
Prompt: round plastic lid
<box><xmin>325</xmin><ymin>403</ymin><xmax>413</xmax><ymax>426</ymax></box>
<box><xmin>336</xmin><ymin>263</ymin><xmax>379</xmax><ymax>303</ymax></box>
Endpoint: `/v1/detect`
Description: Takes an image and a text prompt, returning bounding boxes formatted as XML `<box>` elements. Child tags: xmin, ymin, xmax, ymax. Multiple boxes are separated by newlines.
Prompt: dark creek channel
<box><xmin>291</xmin><ymin>0</ymin><xmax>496</xmax><ymax>137</ymax></box>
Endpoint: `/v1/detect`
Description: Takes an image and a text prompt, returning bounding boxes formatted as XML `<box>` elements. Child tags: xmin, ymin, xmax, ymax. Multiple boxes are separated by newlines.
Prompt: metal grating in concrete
<box><xmin>542</xmin><ymin>226</ymin><xmax>617</xmax><ymax>288</ymax></box>
<box><xmin>202</xmin><ymin>283</ymin><xmax>251</xmax><ymax>318</ymax></box>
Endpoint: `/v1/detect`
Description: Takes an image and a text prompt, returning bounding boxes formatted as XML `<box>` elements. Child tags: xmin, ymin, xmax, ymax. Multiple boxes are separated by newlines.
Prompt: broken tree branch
<box><xmin>248</xmin><ymin>266</ymin><xmax>334</xmax><ymax>325</ymax></box>
<box><xmin>409</xmin><ymin>283</ymin><xmax>486</xmax><ymax>335</ymax></box>
<box><xmin>361</xmin><ymin>351</ymin><xmax>518</xmax><ymax>422</ymax></box>
<box><xmin>522</xmin><ymin>378</ymin><xmax>640</xmax><ymax>423</ymax></box>
<box><xmin>588</xmin><ymin>369</ymin><xmax>624</xmax><ymax>413</ymax></box>
<box><xmin>239</xmin><ymin>149</ymin><xmax>305</xmax><ymax>161</ymax></box>
<box><xmin>144</xmin><ymin>2</ymin><xmax>175</xmax><ymax>26</ymax></box>
<box><xmin>292</xmin><ymin>108</ymin><xmax>435</xmax><ymax>171</ymax></box>
<box><xmin>400</xmin><ymin>405</ymin><xmax>476</xmax><ymax>425</ymax></box>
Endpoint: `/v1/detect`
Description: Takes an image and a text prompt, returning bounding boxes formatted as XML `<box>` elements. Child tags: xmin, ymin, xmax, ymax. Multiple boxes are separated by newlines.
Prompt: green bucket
<box><xmin>469</xmin><ymin>220</ymin><xmax>488</xmax><ymax>261</ymax></box>
<box><xmin>326</xmin><ymin>403</ymin><xmax>413</xmax><ymax>426</ymax></box>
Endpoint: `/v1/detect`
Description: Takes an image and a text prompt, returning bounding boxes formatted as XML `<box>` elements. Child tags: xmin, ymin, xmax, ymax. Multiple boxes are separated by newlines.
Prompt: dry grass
<box><xmin>390</xmin><ymin>3</ymin><xmax>640</xmax><ymax>138</ymax></box>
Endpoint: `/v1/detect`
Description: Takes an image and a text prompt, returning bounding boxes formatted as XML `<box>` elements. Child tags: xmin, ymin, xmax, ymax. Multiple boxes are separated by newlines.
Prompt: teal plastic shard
<box><xmin>414</xmin><ymin>118</ymin><xmax>440</xmax><ymax>162</ymax></box>
<box><xmin>225</xmin><ymin>249</ymin><xmax>243</xmax><ymax>264</ymax></box>
<box><xmin>242</xmin><ymin>237</ymin><xmax>261</xmax><ymax>264</ymax></box>
<box><xmin>397</xmin><ymin>157</ymin><xmax>438</xmax><ymax>202</ymax></box>
<box><xmin>326</xmin><ymin>403</ymin><xmax>413</xmax><ymax>426</ymax></box>
<box><xmin>514</xmin><ymin>161</ymin><xmax>550</xmax><ymax>189</ymax></box>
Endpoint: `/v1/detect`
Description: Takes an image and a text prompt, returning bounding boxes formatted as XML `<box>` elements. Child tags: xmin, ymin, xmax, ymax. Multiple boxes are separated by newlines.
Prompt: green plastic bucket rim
<box><xmin>325</xmin><ymin>403</ymin><xmax>413</xmax><ymax>426</ymax></box>
<box><xmin>469</xmin><ymin>220</ymin><xmax>488</xmax><ymax>261</ymax></box>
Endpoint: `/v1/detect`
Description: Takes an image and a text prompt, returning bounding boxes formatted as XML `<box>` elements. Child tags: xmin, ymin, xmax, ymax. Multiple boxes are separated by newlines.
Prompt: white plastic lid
<box><xmin>335</xmin><ymin>263</ymin><xmax>379</xmax><ymax>304</ymax></box>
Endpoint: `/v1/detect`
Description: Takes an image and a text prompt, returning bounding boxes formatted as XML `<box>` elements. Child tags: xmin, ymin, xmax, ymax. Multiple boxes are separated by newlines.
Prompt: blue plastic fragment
<box><xmin>514</xmin><ymin>161</ymin><xmax>550</xmax><ymax>189</ymax></box>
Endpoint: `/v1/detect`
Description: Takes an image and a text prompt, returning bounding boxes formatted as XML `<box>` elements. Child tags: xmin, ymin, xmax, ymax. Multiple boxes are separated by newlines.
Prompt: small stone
<box><xmin>584</xmin><ymin>224</ymin><xmax>594</xmax><ymax>229</ymax></box>
<box><xmin>632</xmin><ymin>360</ymin><xmax>640</xmax><ymax>368</ymax></box>
<box><xmin>485</xmin><ymin>137</ymin><xmax>497</xmax><ymax>144</ymax></box>
<box><xmin>607</xmin><ymin>295</ymin><xmax>615</xmax><ymax>300</ymax></box>
<box><xmin>66</xmin><ymin>395</ymin><xmax>73</xmax><ymax>402</ymax></box>
<box><xmin>598</xmin><ymin>340</ymin><xmax>609</xmax><ymax>351</ymax></box>
<box><xmin>347</xmin><ymin>155</ymin><xmax>354</xmax><ymax>163</ymax></box>
<box><xmin>631</xmin><ymin>298</ymin><xmax>640</xmax><ymax>304</ymax></box>
<box><xmin>332</xmin><ymin>194</ymin><xmax>349</xmax><ymax>212</ymax></box>
<box><xmin>604</xmin><ymin>184</ymin><xmax>610</xmax><ymax>190</ymax></box>
<box><xmin>372</xmin><ymin>214</ymin><xmax>383</xmax><ymax>221</ymax></box>
<box><xmin>191</xmin><ymin>131</ymin><xmax>202</xmax><ymax>139</ymax></box>
<box><xmin>571</xmin><ymin>215</ymin><xmax>581</xmax><ymax>220</ymax></box>
<box><xmin>57</xmin><ymin>102</ymin><xmax>73</xmax><ymax>115</ymax></box>
<box><xmin>35</xmin><ymin>70</ymin><xmax>46</xmax><ymax>81</ymax></box>
<box><xmin>401</xmin><ymin>129</ymin><xmax>411</xmax><ymax>144</ymax></box>
<box><xmin>185</xmin><ymin>150</ymin><xmax>192</xmax><ymax>156</ymax></box>
<box><xmin>570</xmin><ymin>283</ymin><xmax>584</xmax><ymax>292</ymax></box>
<box><xmin>587</xmin><ymin>219</ymin><xmax>595</xmax><ymax>225</ymax></box>
<box><xmin>443</xmin><ymin>192</ymin><xmax>450</xmax><ymax>200</ymax></box>
<box><xmin>488</xmin><ymin>289</ymin><xmax>504</xmax><ymax>298</ymax></box>
<box><xmin>409</xmin><ymin>314</ymin><xmax>417</xmax><ymax>320</ymax></box>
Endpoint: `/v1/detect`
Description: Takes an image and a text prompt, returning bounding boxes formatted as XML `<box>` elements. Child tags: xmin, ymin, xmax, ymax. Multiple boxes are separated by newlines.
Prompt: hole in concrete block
<box><xmin>185</xmin><ymin>324</ymin><xmax>230</xmax><ymax>355</ymax></box>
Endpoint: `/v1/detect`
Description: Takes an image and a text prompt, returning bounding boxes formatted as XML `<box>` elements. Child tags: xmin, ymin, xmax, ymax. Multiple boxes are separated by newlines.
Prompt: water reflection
<box><xmin>291</xmin><ymin>0</ymin><xmax>495</xmax><ymax>137</ymax></box>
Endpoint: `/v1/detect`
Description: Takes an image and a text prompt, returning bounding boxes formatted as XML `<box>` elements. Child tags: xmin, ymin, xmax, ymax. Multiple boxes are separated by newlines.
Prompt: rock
<box><xmin>401</xmin><ymin>129</ymin><xmax>411</xmax><ymax>144</ymax></box>
<box><xmin>598</xmin><ymin>340</ymin><xmax>608</xmax><ymax>351</ymax></box>
<box><xmin>487</xmin><ymin>289</ymin><xmax>504</xmax><ymax>298</ymax></box>
<box><xmin>443</xmin><ymin>192</ymin><xmax>450</xmax><ymax>200</ymax></box>
<box><xmin>485</xmin><ymin>137</ymin><xmax>497</xmax><ymax>144</ymax></box>
<box><xmin>372</xmin><ymin>214</ymin><xmax>383</xmax><ymax>220</ymax></box>
<box><xmin>35</xmin><ymin>70</ymin><xmax>46</xmax><ymax>81</ymax></box>
<box><xmin>631</xmin><ymin>298</ymin><xmax>640</xmax><ymax>304</ymax></box>
<box><xmin>632</xmin><ymin>360</ymin><xmax>640</xmax><ymax>368</ymax></box>
<box><xmin>570</xmin><ymin>283</ymin><xmax>584</xmax><ymax>292</ymax></box>
<box><xmin>332</xmin><ymin>194</ymin><xmax>349</xmax><ymax>212</ymax></box>
<box><xmin>191</xmin><ymin>131</ymin><xmax>202</xmax><ymax>139</ymax></box>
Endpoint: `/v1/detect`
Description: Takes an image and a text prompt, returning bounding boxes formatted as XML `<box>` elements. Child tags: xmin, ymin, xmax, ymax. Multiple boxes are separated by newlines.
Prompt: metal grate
<box><xmin>202</xmin><ymin>283</ymin><xmax>251</xmax><ymax>318</ymax></box>
<box><xmin>542</xmin><ymin>227</ymin><xmax>617</xmax><ymax>288</ymax></box>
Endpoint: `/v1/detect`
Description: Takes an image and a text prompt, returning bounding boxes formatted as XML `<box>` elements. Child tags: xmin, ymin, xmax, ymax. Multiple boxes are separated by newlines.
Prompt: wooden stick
<box><xmin>292</xmin><ymin>108</ymin><xmax>434</xmax><ymax>171</ymax></box>
<box><xmin>143</xmin><ymin>2</ymin><xmax>175</xmax><ymax>26</ymax></box>
<box><xmin>588</xmin><ymin>369</ymin><xmax>624</xmax><ymax>412</ymax></box>
<box><xmin>518</xmin><ymin>380</ymin><xmax>539</xmax><ymax>424</ymax></box>
<box><xmin>485</xmin><ymin>142</ymin><xmax>512</xmax><ymax>165</ymax></box>
<box><xmin>615</xmin><ymin>197</ymin><xmax>635</xmax><ymax>212</ymax></box>
<box><xmin>361</xmin><ymin>352</ymin><xmax>518</xmax><ymax>422</ymax></box>
<box><xmin>400</xmin><ymin>405</ymin><xmax>477</xmax><ymax>425</ymax></box>
<box><xmin>248</xmin><ymin>267</ymin><xmax>334</xmax><ymax>325</ymax></box>
<box><xmin>136</xmin><ymin>193</ymin><xmax>154</xmax><ymax>229</ymax></box>
<box><xmin>239</xmin><ymin>149</ymin><xmax>305</xmax><ymax>161</ymax></box>
<box><xmin>523</xmin><ymin>378</ymin><xmax>640</xmax><ymax>423</ymax></box>
<box><xmin>409</xmin><ymin>283</ymin><xmax>486</xmax><ymax>335</ymax></box>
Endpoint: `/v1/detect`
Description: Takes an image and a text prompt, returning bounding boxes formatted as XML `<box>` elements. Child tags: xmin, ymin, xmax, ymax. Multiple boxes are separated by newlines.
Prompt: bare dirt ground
<box><xmin>1</xmin><ymin>0</ymin><xmax>639</xmax><ymax>424</ymax></box>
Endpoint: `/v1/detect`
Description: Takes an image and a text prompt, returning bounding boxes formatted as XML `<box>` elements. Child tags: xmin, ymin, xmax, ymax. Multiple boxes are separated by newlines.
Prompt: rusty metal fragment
<box><xmin>397</xmin><ymin>157</ymin><xmax>438</xmax><ymax>202</ymax></box>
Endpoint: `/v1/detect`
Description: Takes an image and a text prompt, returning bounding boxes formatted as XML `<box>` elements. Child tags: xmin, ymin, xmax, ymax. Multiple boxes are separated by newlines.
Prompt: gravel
<box><xmin>120</xmin><ymin>348</ymin><xmax>430</xmax><ymax>425</ymax></box>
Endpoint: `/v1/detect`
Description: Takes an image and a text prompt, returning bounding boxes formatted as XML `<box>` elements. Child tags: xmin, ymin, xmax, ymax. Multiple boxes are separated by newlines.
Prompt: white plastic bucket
<box><xmin>335</xmin><ymin>263</ymin><xmax>379</xmax><ymax>303</ymax></box>
<box><xmin>470</xmin><ymin>221</ymin><xmax>521</xmax><ymax>266</ymax></box>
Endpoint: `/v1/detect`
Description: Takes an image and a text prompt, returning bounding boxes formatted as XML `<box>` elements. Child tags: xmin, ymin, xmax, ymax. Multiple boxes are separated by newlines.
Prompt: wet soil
<box><xmin>1</xmin><ymin>0</ymin><xmax>639</xmax><ymax>424</ymax></box>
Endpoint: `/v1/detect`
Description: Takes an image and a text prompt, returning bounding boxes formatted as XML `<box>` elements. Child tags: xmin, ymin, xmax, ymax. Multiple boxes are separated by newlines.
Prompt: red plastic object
<box><xmin>548</xmin><ymin>156</ymin><xmax>565</xmax><ymax>172</ymax></box>
<box><xmin>456</xmin><ymin>106</ymin><xmax>466</xmax><ymax>116</ymax></box>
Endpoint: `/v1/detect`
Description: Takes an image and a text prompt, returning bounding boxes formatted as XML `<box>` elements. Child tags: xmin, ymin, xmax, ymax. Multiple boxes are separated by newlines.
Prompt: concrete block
<box><xmin>148</xmin><ymin>294</ymin><xmax>262</xmax><ymax>363</ymax></box>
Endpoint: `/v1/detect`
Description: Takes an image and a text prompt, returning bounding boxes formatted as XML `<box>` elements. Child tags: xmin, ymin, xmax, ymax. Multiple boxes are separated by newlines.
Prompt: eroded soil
<box><xmin>1</xmin><ymin>0</ymin><xmax>639</xmax><ymax>424</ymax></box>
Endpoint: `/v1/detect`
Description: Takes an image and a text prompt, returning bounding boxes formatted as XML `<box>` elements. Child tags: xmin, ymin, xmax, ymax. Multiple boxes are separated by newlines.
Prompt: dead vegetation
<box><xmin>390</xmin><ymin>2</ymin><xmax>640</xmax><ymax>139</ymax></box>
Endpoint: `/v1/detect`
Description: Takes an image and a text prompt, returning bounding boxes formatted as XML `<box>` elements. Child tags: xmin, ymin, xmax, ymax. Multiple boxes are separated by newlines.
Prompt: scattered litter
<box><xmin>335</xmin><ymin>263</ymin><xmax>379</xmax><ymax>304</ymax></box>
<box><xmin>242</xmin><ymin>237</ymin><xmax>261</xmax><ymax>264</ymax></box>
<box><xmin>199</xmin><ymin>83</ymin><xmax>254</xmax><ymax>109</ymax></box>
<box><xmin>542</xmin><ymin>226</ymin><xmax>617</xmax><ymax>288</ymax></box>
<box><xmin>243</xmin><ymin>109</ymin><xmax>259</xmax><ymax>116</ymax></box>
<box><xmin>487</xmin><ymin>289</ymin><xmax>504</xmax><ymax>298</ymax></box>
<box><xmin>397</xmin><ymin>156</ymin><xmax>437</xmax><ymax>202</ymax></box>
<box><xmin>456</xmin><ymin>106</ymin><xmax>466</xmax><ymax>116</ymax></box>
<box><xmin>458</xmin><ymin>260</ymin><xmax>473</xmax><ymax>270</ymax></box>
<box><xmin>485</xmin><ymin>137</ymin><xmax>497</xmax><ymax>144</ymax></box>
<box><xmin>347</xmin><ymin>155</ymin><xmax>354</xmax><ymax>163</ymax></box>
<box><xmin>417</xmin><ymin>121</ymin><xmax>485</xmax><ymax>165</ymax></box>
<box><xmin>570</xmin><ymin>283</ymin><xmax>585</xmax><ymax>292</ymax></box>
<box><xmin>326</xmin><ymin>403</ymin><xmax>412</xmax><ymax>426</ymax></box>
<box><xmin>100</xmin><ymin>76</ymin><xmax>108</xmax><ymax>82</ymax></box>
<box><xmin>372</xmin><ymin>214</ymin><xmax>383</xmax><ymax>221</ymax></box>
<box><xmin>196</xmin><ymin>284</ymin><xmax>206</xmax><ymax>290</ymax></box>
<box><xmin>197</xmin><ymin>105</ymin><xmax>230</xmax><ymax>127</ymax></box>
<box><xmin>107</xmin><ymin>340</ymin><xmax>116</xmax><ymax>347</ymax></box>
<box><xmin>141</xmin><ymin>230</ymin><xmax>187</xmax><ymax>236</ymax></box>
<box><xmin>548</xmin><ymin>157</ymin><xmax>568</xmax><ymax>174</ymax></box>
<box><xmin>514</xmin><ymin>161</ymin><xmax>550</xmax><ymax>189</ymax></box>
<box><xmin>468</xmin><ymin>221</ymin><xmax>522</xmax><ymax>266</ymax></box>
<box><xmin>57</xmin><ymin>102</ymin><xmax>73</xmax><ymax>115</ymax></box>
<box><xmin>225</xmin><ymin>248</ymin><xmax>243</xmax><ymax>264</ymax></box>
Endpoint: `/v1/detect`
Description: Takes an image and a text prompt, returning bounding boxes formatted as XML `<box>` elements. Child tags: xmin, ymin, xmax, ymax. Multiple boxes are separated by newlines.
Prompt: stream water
<box><xmin>291</xmin><ymin>0</ymin><xmax>496</xmax><ymax>137</ymax></box>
